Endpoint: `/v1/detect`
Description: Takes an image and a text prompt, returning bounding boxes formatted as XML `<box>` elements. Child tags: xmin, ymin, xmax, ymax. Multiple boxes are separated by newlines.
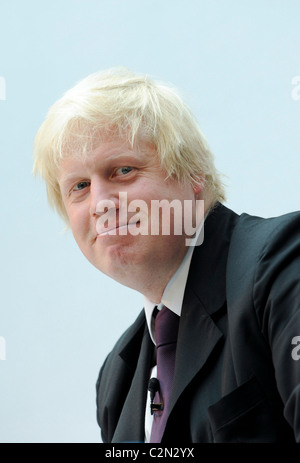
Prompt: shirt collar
<box><xmin>143</xmin><ymin>221</ymin><xmax>204</xmax><ymax>344</ymax></box>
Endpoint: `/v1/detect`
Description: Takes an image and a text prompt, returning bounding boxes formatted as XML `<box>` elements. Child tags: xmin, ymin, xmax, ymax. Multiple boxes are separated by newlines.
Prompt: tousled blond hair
<box><xmin>33</xmin><ymin>67</ymin><xmax>226</xmax><ymax>222</ymax></box>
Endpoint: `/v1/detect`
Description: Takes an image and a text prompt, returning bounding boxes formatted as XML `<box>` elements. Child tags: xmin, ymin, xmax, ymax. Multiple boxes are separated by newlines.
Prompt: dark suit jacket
<box><xmin>96</xmin><ymin>204</ymin><xmax>300</xmax><ymax>443</ymax></box>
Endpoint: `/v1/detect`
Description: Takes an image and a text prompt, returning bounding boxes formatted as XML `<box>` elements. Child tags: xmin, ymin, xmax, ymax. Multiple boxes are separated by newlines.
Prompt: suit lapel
<box><xmin>170</xmin><ymin>204</ymin><xmax>239</xmax><ymax>413</ymax></box>
<box><xmin>170</xmin><ymin>289</ymin><xmax>224</xmax><ymax>413</ymax></box>
<box><xmin>112</xmin><ymin>320</ymin><xmax>154</xmax><ymax>443</ymax></box>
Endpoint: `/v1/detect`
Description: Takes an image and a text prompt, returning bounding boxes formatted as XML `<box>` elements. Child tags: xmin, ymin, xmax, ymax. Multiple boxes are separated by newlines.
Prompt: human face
<box><xmin>58</xmin><ymin>137</ymin><xmax>202</xmax><ymax>301</ymax></box>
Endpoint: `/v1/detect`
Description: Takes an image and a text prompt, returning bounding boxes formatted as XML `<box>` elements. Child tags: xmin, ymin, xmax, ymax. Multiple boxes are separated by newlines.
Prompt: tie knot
<box><xmin>155</xmin><ymin>306</ymin><xmax>179</xmax><ymax>347</ymax></box>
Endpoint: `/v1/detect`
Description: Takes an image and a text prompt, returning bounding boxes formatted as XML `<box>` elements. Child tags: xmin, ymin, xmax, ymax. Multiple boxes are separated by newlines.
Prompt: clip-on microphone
<box><xmin>148</xmin><ymin>377</ymin><xmax>163</xmax><ymax>415</ymax></box>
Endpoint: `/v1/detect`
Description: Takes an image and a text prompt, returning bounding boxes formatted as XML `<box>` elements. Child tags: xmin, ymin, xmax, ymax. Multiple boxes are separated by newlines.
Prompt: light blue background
<box><xmin>0</xmin><ymin>0</ymin><xmax>299</xmax><ymax>443</ymax></box>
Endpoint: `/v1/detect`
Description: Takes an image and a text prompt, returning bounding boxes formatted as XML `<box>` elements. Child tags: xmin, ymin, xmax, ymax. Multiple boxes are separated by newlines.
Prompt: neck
<box><xmin>110</xmin><ymin>250</ymin><xmax>188</xmax><ymax>303</ymax></box>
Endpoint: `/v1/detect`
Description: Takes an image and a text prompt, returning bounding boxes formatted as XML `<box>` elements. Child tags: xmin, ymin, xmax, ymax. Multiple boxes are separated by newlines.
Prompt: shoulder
<box><xmin>226</xmin><ymin>208</ymin><xmax>300</xmax><ymax>324</ymax></box>
<box><xmin>96</xmin><ymin>309</ymin><xmax>147</xmax><ymax>441</ymax></box>
<box><xmin>231</xmin><ymin>209</ymin><xmax>300</xmax><ymax>244</ymax></box>
<box><xmin>227</xmin><ymin>209</ymin><xmax>300</xmax><ymax>270</ymax></box>
<box><xmin>97</xmin><ymin>309</ymin><xmax>146</xmax><ymax>382</ymax></box>
<box><xmin>225</xmin><ymin>208</ymin><xmax>300</xmax><ymax>307</ymax></box>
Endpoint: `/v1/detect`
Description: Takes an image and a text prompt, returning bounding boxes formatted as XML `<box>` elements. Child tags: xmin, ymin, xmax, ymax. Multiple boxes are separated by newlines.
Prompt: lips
<box><xmin>97</xmin><ymin>221</ymin><xmax>141</xmax><ymax>236</ymax></box>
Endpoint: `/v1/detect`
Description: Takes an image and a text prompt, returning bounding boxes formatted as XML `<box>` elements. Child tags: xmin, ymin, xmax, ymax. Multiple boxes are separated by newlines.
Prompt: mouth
<box><xmin>97</xmin><ymin>221</ymin><xmax>141</xmax><ymax>237</ymax></box>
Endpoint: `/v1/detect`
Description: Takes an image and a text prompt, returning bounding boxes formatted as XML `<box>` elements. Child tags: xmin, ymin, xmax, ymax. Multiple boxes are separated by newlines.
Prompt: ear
<box><xmin>193</xmin><ymin>183</ymin><xmax>203</xmax><ymax>194</ymax></box>
<box><xmin>192</xmin><ymin>176</ymin><xmax>205</xmax><ymax>196</ymax></box>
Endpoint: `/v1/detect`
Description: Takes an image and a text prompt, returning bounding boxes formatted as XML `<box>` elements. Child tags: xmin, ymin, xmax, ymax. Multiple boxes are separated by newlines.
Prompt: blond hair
<box><xmin>33</xmin><ymin>67</ymin><xmax>226</xmax><ymax>222</ymax></box>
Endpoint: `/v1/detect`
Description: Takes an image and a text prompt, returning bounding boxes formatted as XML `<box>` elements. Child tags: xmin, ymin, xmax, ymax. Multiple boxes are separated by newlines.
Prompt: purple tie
<box><xmin>150</xmin><ymin>306</ymin><xmax>179</xmax><ymax>443</ymax></box>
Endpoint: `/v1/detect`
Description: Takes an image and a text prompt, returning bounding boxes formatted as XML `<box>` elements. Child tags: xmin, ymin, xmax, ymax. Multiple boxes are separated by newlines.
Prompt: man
<box><xmin>33</xmin><ymin>67</ymin><xmax>300</xmax><ymax>443</ymax></box>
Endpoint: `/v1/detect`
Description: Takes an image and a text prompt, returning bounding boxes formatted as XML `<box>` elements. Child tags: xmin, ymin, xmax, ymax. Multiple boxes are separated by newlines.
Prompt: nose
<box><xmin>89</xmin><ymin>178</ymin><xmax>120</xmax><ymax>218</ymax></box>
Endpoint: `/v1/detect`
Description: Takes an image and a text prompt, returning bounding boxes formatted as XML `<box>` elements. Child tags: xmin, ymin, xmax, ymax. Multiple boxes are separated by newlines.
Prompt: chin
<box><xmin>92</xmin><ymin>243</ymin><xmax>136</xmax><ymax>274</ymax></box>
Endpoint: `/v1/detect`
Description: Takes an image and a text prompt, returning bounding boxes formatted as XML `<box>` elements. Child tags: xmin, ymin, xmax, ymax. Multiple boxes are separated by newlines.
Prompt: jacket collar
<box><xmin>169</xmin><ymin>204</ymin><xmax>239</xmax><ymax>415</ymax></box>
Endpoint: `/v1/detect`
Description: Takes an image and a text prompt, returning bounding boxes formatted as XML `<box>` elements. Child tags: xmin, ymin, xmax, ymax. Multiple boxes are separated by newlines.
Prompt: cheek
<box><xmin>68</xmin><ymin>205</ymin><xmax>90</xmax><ymax>239</ymax></box>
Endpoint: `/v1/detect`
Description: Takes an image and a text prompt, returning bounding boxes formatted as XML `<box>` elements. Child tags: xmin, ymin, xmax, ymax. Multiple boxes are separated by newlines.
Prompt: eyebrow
<box><xmin>59</xmin><ymin>172</ymin><xmax>80</xmax><ymax>188</ymax></box>
<box><xmin>58</xmin><ymin>149</ymin><xmax>144</xmax><ymax>190</ymax></box>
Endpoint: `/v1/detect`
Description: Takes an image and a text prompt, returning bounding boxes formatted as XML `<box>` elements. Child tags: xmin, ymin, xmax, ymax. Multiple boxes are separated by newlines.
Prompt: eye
<box><xmin>73</xmin><ymin>181</ymin><xmax>91</xmax><ymax>191</ymax></box>
<box><xmin>115</xmin><ymin>166</ymin><xmax>133</xmax><ymax>176</ymax></box>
